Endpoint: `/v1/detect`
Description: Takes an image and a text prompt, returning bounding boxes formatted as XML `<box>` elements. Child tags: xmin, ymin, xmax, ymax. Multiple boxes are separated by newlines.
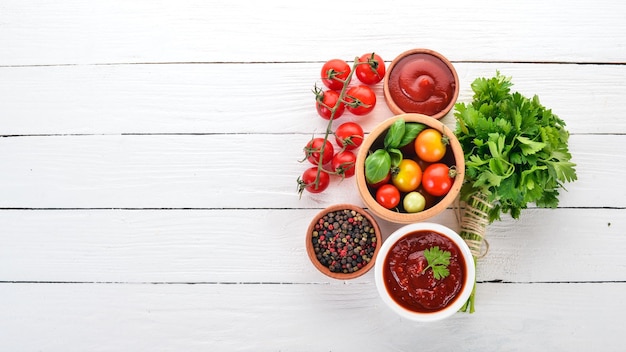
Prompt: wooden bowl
<box><xmin>383</xmin><ymin>48</ymin><xmax>459</xmax><ymax>120</ymax></box>
<box><xmin>305</xmin><ymin>204</ymin><xmax>382</xmax><ymax>280</ymax></box>
<box><xmin>355</xmin><ymin>113</ymin><xmax>465</xmax><ymax>224</ymax></box>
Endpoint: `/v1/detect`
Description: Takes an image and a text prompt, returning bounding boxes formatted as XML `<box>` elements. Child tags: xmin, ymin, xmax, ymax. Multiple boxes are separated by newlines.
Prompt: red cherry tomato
<box><xmin>315</xmin><ymin>89</ymin><xmax>345</xmax><ymax>120</ymax></box>
<box><xmin>299</xmin><ymin>167</ymin><xmax>330</xmax><ymax>194</ymax></box>
<box><xmin>355</xmin><ymin>53</ymin><xmax>386</xmax><ymax>85</ymax></box>
<box><xmin>367</xmin><ymin>171</ymin><xmax>391</xmax><ymax>189</ymax></box>
<box><xmin>422</xmin><ymin>163</ymin><xmax>455</xmax><ymax>197</ymax></box>
<box><xmin>345</xmin><ymin>85</ymin><xmax>376</xmax><ymax>116</ymax></box>
<box><xmin>376</xmin><ymin>184</ymin><xmax>401</xmax><ymax>209</ymax></box>
<box><xmin>321</xmin><ymin>59</ymin><xmax>351</xmax><ymax>90</ymax></box>
<box><xmin>331</xmin><ymin>150</ymin><xmax>357</xmax><ymax>178</ymax></box>
<box><xmin>334</xmin><ymin>122</ymin><xmax>364</xmax><ymax>150</ymax></box>
<box><xmin>305</xmin><ymin>138</ymin><xmax>334</xmax><ymax>166</ymax></box>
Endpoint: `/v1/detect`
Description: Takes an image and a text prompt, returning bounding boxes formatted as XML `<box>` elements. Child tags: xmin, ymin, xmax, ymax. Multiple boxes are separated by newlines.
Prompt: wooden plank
<box><xmin>1</xmin><ymin>0</ymin><xmax>624</xmax><ymax>65</ymax></box>
<box><xmin>0</xmin><ymin>282</ymin><xmax>623</xmax><ymax>351</ymax></box>
<box><xmin>0</xmin><ymin>134</ymin><xmax>619</xmax><ymax>208</ymax></box>
<box><xmin>0</xmin><ymin>62</ymin><xmax>624</xmax><ymax>135</ymax></box>
<box><xmin>0</xmin><ymin>208</ymin><xmax>623</xmax><ymax>283</ymax></box>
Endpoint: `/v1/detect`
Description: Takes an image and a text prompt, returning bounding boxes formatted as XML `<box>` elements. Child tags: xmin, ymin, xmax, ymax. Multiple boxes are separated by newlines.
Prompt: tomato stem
<box><xmin>311</xmin><ymin>57</ymin><xmax>362</xmax><ymax>190</ymax></box>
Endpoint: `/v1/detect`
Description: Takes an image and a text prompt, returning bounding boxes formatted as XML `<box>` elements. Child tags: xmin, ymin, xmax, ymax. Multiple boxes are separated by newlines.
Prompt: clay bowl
<box><xmin>306</xmin><ymin>204</ymin><xmax>382</xmax><ymax>280</ymax></box>
<box><xmin>355</xmin><ymin>113</ymin><xmax>465</xmax><ymax>224</ymax></box>
<box><xmin>383</xmin><ymin>48</ymin><xmax>459</xmax><ymax>120</ymax></box>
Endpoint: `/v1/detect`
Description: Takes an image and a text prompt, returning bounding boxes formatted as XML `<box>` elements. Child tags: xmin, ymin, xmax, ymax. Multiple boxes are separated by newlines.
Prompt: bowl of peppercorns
<box><xmin>306</xmin><ymin>204</ymin><xmax>382</xmax><ymax>279</ymax></box>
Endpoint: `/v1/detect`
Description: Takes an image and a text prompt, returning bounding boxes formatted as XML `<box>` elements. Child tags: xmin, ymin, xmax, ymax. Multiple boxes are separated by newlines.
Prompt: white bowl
<box><xmin>374</xmin><ymin>222</ymin><xmax>475</xmax><ymax>322</ymax></box>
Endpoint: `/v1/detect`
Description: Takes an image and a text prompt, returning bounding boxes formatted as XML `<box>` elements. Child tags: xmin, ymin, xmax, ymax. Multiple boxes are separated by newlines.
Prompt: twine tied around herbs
<box><xmin>455</xmin><ymin>193</ymin><xmax>492</xmax><ymax>258</ymax></box>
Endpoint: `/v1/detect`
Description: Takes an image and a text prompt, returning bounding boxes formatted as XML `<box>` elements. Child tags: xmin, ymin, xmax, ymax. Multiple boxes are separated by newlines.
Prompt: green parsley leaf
<box><xmin>454</xmin><ymin>71</ymin><xmax>577</xmax><ymax>222</ymax></box>
<box><xmin>422</xmin><ymin>246</ymin><xmax>451</xmax><ymax>280</ymax></box>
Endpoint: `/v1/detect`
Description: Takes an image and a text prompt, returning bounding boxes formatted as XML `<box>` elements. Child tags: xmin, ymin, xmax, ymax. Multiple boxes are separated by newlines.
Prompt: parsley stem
<box><xmin>458</xmin><ymin>192</ymin><xmax>492</xmax><ymax>313</ymax></box>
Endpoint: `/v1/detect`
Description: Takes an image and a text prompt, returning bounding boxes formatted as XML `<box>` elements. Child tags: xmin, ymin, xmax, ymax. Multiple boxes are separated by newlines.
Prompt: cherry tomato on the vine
<box><xmin>356</xmin><ymin>53</ymin><xmax>386</xmax><ymax>85</ymax></box>
<box><xmin>315</xmin><ymin>88</ymin><xmax>345</xmax><ymax>120</ymax></box>
<box><xmin>345</xmin><ymin>85</ymin><xmax>376</xmax><ymax>116</ymax></box>
<box><xmin>305</xmin><ymin>138</ymin><xmax>334</xmax><ymax>166</ymax></box>
<box><xmin>299</xmin><ymin>167</ymin><xmax>330</xmax><ymax>194</ymax></box>
<box><xmin>415</xmin><ymin>128</ymin><xmax>447</xmax><ymax>163</ymax></box>
<box><xmin>331</xmin><ymin>150</ymin><xmax>357</xmax><ymax>178</ymax></box>
<box><xmin>376</xmin><ymin>184</ymin><xmax>401</xmax><ymax>209</ymax></box>
<box><xmin>321</xmin><ymin>59</ymin><xmax>351</xmax><ymax>90</ymax></box>
<box><xmin>391</xmin><ymin>159</ymin><xmax>422</xmax><ymax>193</ymax></box>
<box><xmin>334</xmin><ymin>122</ymin><xmax>364</xmax><ymax>150</ymax></box>
<box><xmin>422</xmin><ymin>163</ymin><xmax>455</xmax><ymax>197</ymax></box>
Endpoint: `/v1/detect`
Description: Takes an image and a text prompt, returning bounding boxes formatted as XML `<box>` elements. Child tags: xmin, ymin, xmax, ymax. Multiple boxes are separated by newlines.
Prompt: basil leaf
<box><xmin>384</xmin><ymin>119</ymin><xmax>405</xmax><ymax>149</ymax></box>
<box><xmin>365</xmin><ymin>149</ymin><xmax>391</xmax><ymax>184</ymax></box>
<box><xmin>398</xmin><ymin>123</ymin><xmax>426</xmax><ymax>148</ymax></box>
<box><xmin>388</xmin><ymin>148</ymin><xmax>403</xmax><ymax>168</ymax></box>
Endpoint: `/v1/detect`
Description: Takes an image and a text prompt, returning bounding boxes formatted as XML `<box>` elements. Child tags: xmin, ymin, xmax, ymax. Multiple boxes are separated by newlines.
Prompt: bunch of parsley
<box><xmin>454</xmin><ymin>72</ymin><xmax>577</xmax><ymax>313</ymax></box>
<box><xmin>454</xmin><ymin>72</ymin><xmax>577</xmax><ymax>223</ymax></box>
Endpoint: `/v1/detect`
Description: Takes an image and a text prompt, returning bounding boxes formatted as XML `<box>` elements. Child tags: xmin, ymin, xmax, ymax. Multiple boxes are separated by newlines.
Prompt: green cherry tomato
<box><xmin>403</xmin><ymin>191</ymin><xmax>426</xmax><ymax>213</ymax></box>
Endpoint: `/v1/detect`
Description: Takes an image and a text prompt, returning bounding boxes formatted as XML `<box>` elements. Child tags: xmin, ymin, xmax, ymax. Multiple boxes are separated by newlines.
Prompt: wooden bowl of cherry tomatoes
<box><xmin>355</xmin><ymin>113</ymin><xmax>465</xmax><ymax>224</ymax></box>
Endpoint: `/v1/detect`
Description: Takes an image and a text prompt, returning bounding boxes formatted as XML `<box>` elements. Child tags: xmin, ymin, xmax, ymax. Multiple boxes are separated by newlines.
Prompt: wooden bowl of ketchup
<box><xmin>383</xmin><ymin>48</ymin><xmax>459</xmax><ymax>120</ymax></box>
<box><xmin>374</xmin><ymin>222</ymin><xmax>475</xmax><ymax>322</ymax></box>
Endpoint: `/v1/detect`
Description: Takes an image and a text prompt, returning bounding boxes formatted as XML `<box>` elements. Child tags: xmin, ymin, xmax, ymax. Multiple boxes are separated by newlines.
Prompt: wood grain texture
<box><xmin>0</xmin><ymin>134</ymin><xmax>619</xmax><ymax>208</ymax></box>
<box><xmin>0</xmin><ymin>282</ymin><xmax>623</xmax><ymax>351</ymax></box>
<box><xmin>1</xmin><ymin>62</ymin><xmax>624</xmax><ymax>135</ymax></box>
<box><xmin>1</xmin><ymin>0</ymin><xmax>624</xmax><ymax>65</ymax></box>
<box><xmin>0</xmin><ymin>208</ymin><xmax>623</xmax><ymax>283</ymax></box>
<box><xmin>1</xmin><ymin>0</ymin><xmax>625</xmax><ymax>350</ymax></box>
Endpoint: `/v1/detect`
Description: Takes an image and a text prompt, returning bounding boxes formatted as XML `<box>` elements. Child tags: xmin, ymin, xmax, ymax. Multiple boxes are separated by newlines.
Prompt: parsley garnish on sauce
<box><xmin>422</xmin><ymin>246</ymin><xmax>451</xmax><ymax>280</ymax></box>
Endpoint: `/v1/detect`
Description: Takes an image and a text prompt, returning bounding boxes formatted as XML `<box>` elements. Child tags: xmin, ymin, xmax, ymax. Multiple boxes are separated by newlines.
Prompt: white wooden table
<box><xmin>1</xmin><ymin>1</ymin><xmax>625</xmax><ymax>350</ymax></box>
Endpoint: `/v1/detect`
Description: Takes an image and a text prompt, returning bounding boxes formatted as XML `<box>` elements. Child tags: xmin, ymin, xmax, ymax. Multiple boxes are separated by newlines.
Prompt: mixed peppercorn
<box><xmin>311</xmin><ymin>209</ymin><xmax>378</xmax><ymax>274</ymax></box>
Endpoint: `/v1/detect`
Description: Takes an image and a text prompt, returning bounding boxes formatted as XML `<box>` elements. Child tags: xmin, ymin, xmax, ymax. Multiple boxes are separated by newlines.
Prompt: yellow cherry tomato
<box><xmin>392</xmin><ymin>159</ymin><xmax>422</xmax><ymax>193</ymax></box>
